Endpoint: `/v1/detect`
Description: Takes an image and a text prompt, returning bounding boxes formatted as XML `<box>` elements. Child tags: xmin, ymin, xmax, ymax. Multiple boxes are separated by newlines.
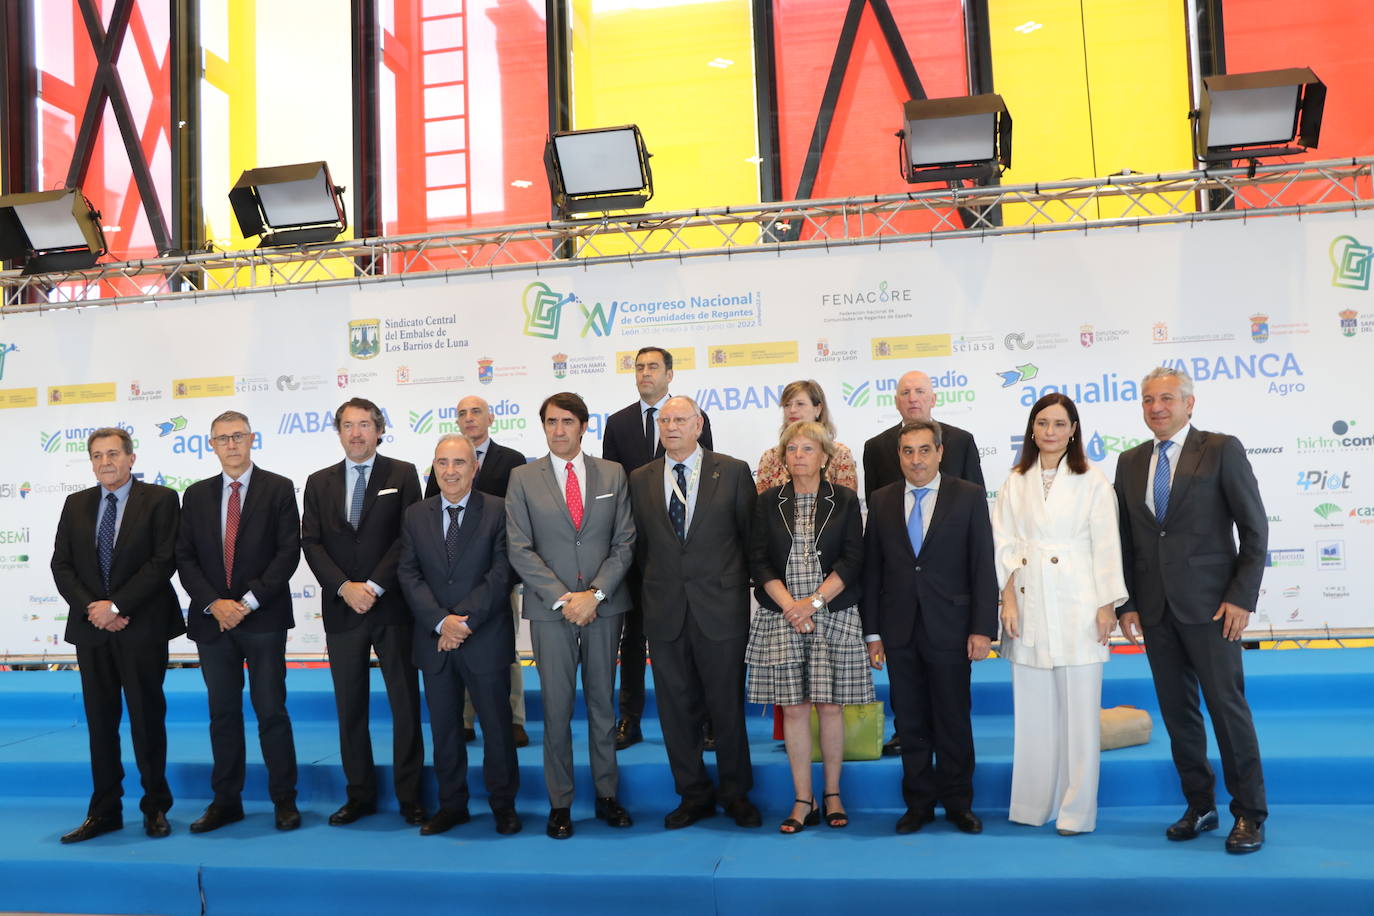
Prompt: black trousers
<box><xmin>616</xmin><ymin>596</ymin><xmax>648</xmax><ymax>721</ymax></box>
<box><xmin>885</xmin><ymin>634</ymin><xmax>975</xmax><ymax>814</ymax></box>
<box><xmin>76</xmin><ymin>636</ymin><xmax>172</xmax><ymax>819</ymax></box>
<box><xmin>648</xmin><ymin>612</ymin><xmax>752</xmax><ymax>806</ymax></box>
<box><xmin>1143</xmin><ymin>609</ymin><xmax>1267</xmax><ymax>822</ymax></box>
<box><xmin>325</xmin><ymin>618</ymin><xmax>425</xmax><ymax>805</ymax></box>
<box><xmin>422</xmin><ymin>659</ymin><xmax>518</xmax><ymax>813</ymax></box>
<box><xmin>197</xmin><ymin>627</ymin><xmax>297</xmax><ymax>806</ymax></box>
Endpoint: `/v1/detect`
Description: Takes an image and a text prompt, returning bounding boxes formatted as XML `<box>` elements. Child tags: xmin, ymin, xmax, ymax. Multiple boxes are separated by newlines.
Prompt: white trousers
<box><xmin>1008</xmin><ymin>661</ymin><xmax>1103</xmax><ymax>833</ymax></box>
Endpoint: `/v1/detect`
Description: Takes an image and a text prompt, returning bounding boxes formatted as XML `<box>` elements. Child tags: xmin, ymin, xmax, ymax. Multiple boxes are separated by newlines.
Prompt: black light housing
<box><xmin>544</xmin><ymin>125</ymin><xmax>654</xmax><ymax>218</ymax></box>
<box><xmin>899</xmin><ymin>94</ymin><xmax>1012</xmax><ymax>183</ymax></box>
<box><xmin>0</xmin><ymin>188</ymin><xmax>107</xmax><ymax>274</ymax></box>
<box><xmin>229</xmin><ymin>161</ymin><xmax>348</xmax><ymax>247</ymax></box>
<box><xmin>1194</xmin><ymin>67</ymin><xmax>1325</xmax><ymax>163</ymax></box>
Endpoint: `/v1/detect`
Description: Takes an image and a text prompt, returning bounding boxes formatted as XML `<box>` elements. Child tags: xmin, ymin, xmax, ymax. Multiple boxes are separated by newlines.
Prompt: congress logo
<box><xmin>155</xmin><ymin>416</ymin><xmax>187</xmax><ymax>437</ymax></box>
<box><xmin>1249</xmin><ymin>313</ymin><xmax>1269</xmax><ymax>344</ymax></box>
<box><xmin>522</xmin><ymin>282</ymin><xmax>575</xmax><ymax>339</ymax></box>
<box><xmin>1330</xmin><ymin>235</ymin><xmax>1374</xmax><ymax>290</ymax></box>
<box><xmin>349</xmin><ymin>319</ymin><xmax>381</xmax><ymax>360</ymax></box>
<box><xmin>996</xmin><ymin>364</ymin><xmax>1038</xmax><ymax>388</ymax></box>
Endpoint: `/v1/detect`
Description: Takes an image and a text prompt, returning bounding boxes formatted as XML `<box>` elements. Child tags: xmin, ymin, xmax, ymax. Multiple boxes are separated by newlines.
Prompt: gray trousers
<box><xmin>529</xmin><ymin>613</ymin><xmax>621</xmax><ymax>808</ymax></box>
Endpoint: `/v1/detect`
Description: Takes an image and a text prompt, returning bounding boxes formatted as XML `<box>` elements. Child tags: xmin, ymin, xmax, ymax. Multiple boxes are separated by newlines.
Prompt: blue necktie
<box><xmin>445</xmin><ymin>505</ymin><xmax>463</xmax><ymax>567</ymax></box>
<box><xmin>906</xmin><ymin>487</ymin><xmax>929</xmax><ymax>556</ymax></box>
<box><xmin>1153</xmin><ymin>441</ymin><xmax>1173</xmax><ymax>524</ymax></box>
<box><xmin>669</xmin><ymin>463</ymin><xmax>688</xmax><ymax>541</ymax></box>
<box><xmin>349</xmin><ymin>465</ymin><xmax>367</xmax><ymax>529</ymax></box>
<box><xmin>97</xmin><ymin>492</ymin><xmax>117</xmax><ymax>591</ymax></box>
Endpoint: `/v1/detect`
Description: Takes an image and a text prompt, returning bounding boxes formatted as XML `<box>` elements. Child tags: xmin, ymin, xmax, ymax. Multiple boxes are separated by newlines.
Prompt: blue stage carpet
<box><xmin>0</xmin><ymin>648</ymin><xmax>1370</xmax><ymax>915</ymax></box>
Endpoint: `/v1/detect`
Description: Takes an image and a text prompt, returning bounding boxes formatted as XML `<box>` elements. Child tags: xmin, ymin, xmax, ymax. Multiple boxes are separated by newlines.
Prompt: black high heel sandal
<box><xmin>779</xmin><ymin>798</ymin><xmax>819</xmax><ymax>835</ymax></box>
<box><xmin>823</xmin><ymin>793</ymin><xmax>849</xmax><ymax>828</ymax></box>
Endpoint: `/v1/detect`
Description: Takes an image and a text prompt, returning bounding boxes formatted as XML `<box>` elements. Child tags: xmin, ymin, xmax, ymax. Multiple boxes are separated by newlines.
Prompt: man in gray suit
<box><xmin>1115</xmin><ymin>366</ymin><xmax>1268</xmax><ymax>854</ymax></box>
<box><xmin>628</xmin><ymin>396</ymin><xmax>760</xmax><ymax>829</ymax></box>
<box><xmin>506</xmin><ymin>392</ymin><xmax>637</xmax><ymax>839</ymax></box>
<box><xmin>398</xmin><ymin>434</ymin><xmax>520</xmax><ymax>836</ymax></box>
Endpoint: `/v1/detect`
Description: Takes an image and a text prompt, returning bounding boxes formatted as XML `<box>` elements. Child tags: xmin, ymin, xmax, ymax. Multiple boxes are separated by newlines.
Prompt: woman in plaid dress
<box><xmin>747</xmin><ymin>420</ymin><xmax>871</xmax><ymax>833</ymax></box>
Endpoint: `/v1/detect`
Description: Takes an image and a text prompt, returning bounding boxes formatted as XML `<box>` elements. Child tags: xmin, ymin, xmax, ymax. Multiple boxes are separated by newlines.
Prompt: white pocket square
<box><xmin>595</xmin><ymin>492</ymin><xmax>614</xmax><ymax>500</ymax></box>
<box><xmin>378</xmin><ymin>488</ymin><xmax>398</xmax><ymax>496</ymax></box>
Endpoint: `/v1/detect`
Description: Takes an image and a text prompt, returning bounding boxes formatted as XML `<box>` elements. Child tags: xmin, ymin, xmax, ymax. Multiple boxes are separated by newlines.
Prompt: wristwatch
<box><xmin>592</xmin><ymin>588</ymin><xmax>607</xmax><ymax>602</ymax></box>
<box><xmin>810</xmin><ymin>594</ymin><xmax>826</xmax><ymax>611</ymax></box>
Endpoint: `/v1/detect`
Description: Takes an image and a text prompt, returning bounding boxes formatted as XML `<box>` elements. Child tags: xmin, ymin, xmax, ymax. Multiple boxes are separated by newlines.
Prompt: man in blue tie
<box><xmin>51</xmin><ymin>428</ymin><xmax>183</xmax><ymax>842</ymax></box>
<box><xmin>1114</xmin><ymin>367</ymin><xmax>1268</xmax><ymax>854</ymax></box>
<box><xmin>860</xmin><ymin>420</ymin><xmax>998</xmax><ymax>835</ymax></box>
<box><xmin>301</xmin><ymin>398</ymin><xmax>426</xmax><ymax>828</ymax></box>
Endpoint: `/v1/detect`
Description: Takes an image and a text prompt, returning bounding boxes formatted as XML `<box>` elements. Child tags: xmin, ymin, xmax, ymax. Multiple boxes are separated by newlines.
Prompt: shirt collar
<box><xmin>441</xmin><ymin>489</ymin><xmax>472</xmax><ymax>512</ymax></box>
<box><xmin>641</xmin><ymin>394</ymin><xmax>670</xmax><ymax>414</ymax></box>
<box><xmin>665</xmin><ymin>445</ymin><xmax>702</xmax><ymax>472</ymax></box>
<box><xmin>908</xmin><ymin>472</ymin><xmax>941</xmax><ymax>495</ymax></box>
<box><xmin>102</xmin><ymin>477</ymin><xmax>134</xmax><ymax>501</ymax></box>
<box><xmin>469</xmin><ymin>435</ymin><xmax>490</xmax><ymax>453</ymax></box>
<box><xmin>222</xmin><ymin>464</ymin><xmax>254</xmax><ymax>487</ymax></box>
<box><xmin>1156</xmin><ymin>423</ymin><xmax>1192</xmax><ymax>451</ymax></box>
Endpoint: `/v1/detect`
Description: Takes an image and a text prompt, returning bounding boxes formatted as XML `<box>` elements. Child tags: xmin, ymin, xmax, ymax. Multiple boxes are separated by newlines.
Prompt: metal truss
<box><xmin>2</xmin><ymin>156</ymin><xmax>1371</xmax><ymax>314</ymax></box>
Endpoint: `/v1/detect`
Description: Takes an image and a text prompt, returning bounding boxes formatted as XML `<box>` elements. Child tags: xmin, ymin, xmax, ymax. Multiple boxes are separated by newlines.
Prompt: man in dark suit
<box><xmin>506</xmin><ymin>392</ymin><xmax>636</xmax><ymax>839</ymax></box>
<box><xmin>628</xmin><ymin>396</ymin><xmax>760</xmax><ymax>830</ymax></box>
<box><xmin>424</xmin><ymin>394</ymin><xmax>530</xmax><ymax>748</ymax></box>
<box><xmin>863</xmin><ymin>369</ymin><xmax>984</xmax><ymax>501</ymax></box>
<box><xmin>1115</xmin><ymin>367</ymin><xmax>1268</xmax><ymax>854</ymax></box>
<box><xmin>601</xmin><ymin>346</ymin><xmax>713</xmax><ymax>749</ymax></box>
<box><xmin>862</xmin><ymin>420</ymin><xmax>997</xmax><ymax>835</ymax></box>
<box><xmin>176</xmin><ymin>410</ymin><xmax>302</xmax><ymax>833</ymax></box>
<box><xmin>51</xmin><ymin>427</ymin><xmax>184</xmax><ymax>843</ymax></box>
<box><xmin>862</xmin><ymin>369</ymin><xmax>984</xmax><ymax>754</ymax></box>
<box><xmin>399</xmin><ymin>434</ymin><xmax>520</xmax><ymax>836</ymax></box>
<box><xmin>302</xmin><ymin>397</ymin><xmax>426</xmax><ymax>827</ymax></box>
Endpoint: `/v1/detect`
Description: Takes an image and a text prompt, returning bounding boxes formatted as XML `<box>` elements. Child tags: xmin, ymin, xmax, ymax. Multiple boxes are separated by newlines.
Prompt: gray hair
<box><xmin>435</xmin><ymin>433</ymin><xmax>475</xmax><ymax>460</ymax></box>
<box><xmin>663</xmin><ymin>394</ymin><xmax>702</xmax><ymax>417</ymax></box>
<box><xmin>210</xmin><ymin>410</ymin><xmax>251</xmax><ymax>432</ymax></box>
<box><xmin>1141</xmin><ymin>366</ymin><xmax>1194</xmax><ymax>398</ymax></box>
<box><xmin>87</xmin><ymin>427</ymin><xmax>133</xmax><ymax>455</ymax></box>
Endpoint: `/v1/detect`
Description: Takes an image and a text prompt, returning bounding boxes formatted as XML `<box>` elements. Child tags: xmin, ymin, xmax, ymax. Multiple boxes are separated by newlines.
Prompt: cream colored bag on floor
<box><xmin>1100</xmin><ymin>705</ymin><xmax>1152</xmax><ymax>750</ymax></box>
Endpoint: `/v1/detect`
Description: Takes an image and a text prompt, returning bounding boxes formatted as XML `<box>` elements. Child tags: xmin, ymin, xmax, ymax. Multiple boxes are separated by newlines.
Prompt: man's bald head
<box><xmin>895</xmin><ymin>370</ymin><xmax>936</xmax><ymax>422</ymax></box>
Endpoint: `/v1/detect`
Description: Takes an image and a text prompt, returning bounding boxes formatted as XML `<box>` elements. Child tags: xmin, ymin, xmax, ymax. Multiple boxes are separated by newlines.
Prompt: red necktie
<box><xmin>565</xmin><ymin>462</ymin><xmax>584</xmax><ymax>530</ymax></box>
<box><xmin>224</xmin><ymin>480</ymin><xmax>242</xmax><ymax>589</ymax></box>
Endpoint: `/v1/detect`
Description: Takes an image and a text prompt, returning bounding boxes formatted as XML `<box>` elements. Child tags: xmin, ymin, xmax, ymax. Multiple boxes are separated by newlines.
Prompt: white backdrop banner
<box><xmin>2</xmin><ymin>210</ymin><xmax>1371</xmax><ymax>655</ymax></box>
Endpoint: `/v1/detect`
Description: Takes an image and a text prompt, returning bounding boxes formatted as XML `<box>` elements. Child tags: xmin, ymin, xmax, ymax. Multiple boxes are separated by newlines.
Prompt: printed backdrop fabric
<box><xmin>1</xmin><ymin>211</ymin><xmax>1370</xmax><ymax>656</ymax></box>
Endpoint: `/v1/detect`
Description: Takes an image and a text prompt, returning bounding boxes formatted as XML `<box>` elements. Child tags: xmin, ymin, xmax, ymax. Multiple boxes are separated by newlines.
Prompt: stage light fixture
<box><xmin>229</xmin><ymin>161</ymin><xmax>348</xmax><ymax>247</ymax></box>
<box><xmin>0</xmin><ymin>188</ymin><xmax>107</xmax><ymax>274</ymax></box>
<box><xmin>1193</xmin><ymin>68</ymin><xmax>1325</xmax><ymax>163</ymax></box>
<box><xmin>899</xmin><ymin>94</ymin><xmax>1011</xmax><ymax>183</ymax></box>
<box><xmin>544</xmin><ymin>125</ymin><xmax>654</xmax><ymax>217</ymax></box>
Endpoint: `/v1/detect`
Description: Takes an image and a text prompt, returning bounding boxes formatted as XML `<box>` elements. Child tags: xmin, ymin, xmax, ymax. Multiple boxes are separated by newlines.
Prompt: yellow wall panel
<box><xmin>1082</xmin><ymin>0</ymin><xmax>1196</xmax><ymax>218</ymax></box>
<box><xmin>569</xmin><ymin>0</ymin><xmax>760</xmax><ymax>252</ymax></box>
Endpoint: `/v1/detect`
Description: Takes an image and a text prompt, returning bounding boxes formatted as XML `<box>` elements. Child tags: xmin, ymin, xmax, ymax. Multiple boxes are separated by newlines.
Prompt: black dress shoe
<box><xmin>61</xmin><ymin>814</ymin><xmax>123</xmax><ymax>844</ymax></box>
<box><xmin>143</xmin><ymin>811</ymin><xmax>171</xmax><ymax>838</ymax></box>
<box><xmin>513</xmin><ymin>724</ymin><xmax>531</xmax><ymax>748</ymax></box>
<box><xmin>723</xmin><ymin>798</ymin><xmax>762</xmax><ymax>828</ymax></box>
<box><xmin>547</xmin><ymin>807</ymin><xmax>574</xmax><ymax>839</ymax></box>
<box><xmin>1225</xmin><ymin>817</ymin><xmax>1264</xmax><ymax>854</ymax></box>
<box><xmin>614</xmin><ymin>718</ymin><xmax>642</xmax><ymax>750</ymax></box>
<box><xmin>594</xmin><ymin>796</ymin><xmax>633</xmax><ymax>828</ymax></box>
<box><xmin>275</xmin><ymin>803</ymin><xmax>302</xmax><ymax>831</ymax></box>
<box><xmin>189</xmin><ymin>803</ymin><xmax>244</xmax><ymax>834</ymax></box>
<box><xmin>494</xmin><ymin>807</ymin><xmax>522</xmax><ymax>835</ymax></box>
<box><xmin>420</xmin><ymin>806</ymin><xmax>470</xmax><ymax>835</ymax></box>
<box><xmin>328</xmin><ymin>799</ymin><xmax>377</xmax><ymax>826</ymax></box>
<box><xmin>464</xmin><ymin>726</ymin><xmax>477</xmax><ymax>742</ymax></box>
<box><xmin>400</xmin><ymin>801</ymin><xmax>429</xmax><ymax>826</ymax></box>
<box><xmin>1166</xmin><ymin>806</ymin><xmax>1219</xmax><ymax>841</ymax></box>
<box><xmin>946</xmin><ymin>809</ymin><xmax>983</xmax><ymax>834</ymax></box>
<box><xmin>895</xmin><ymin>808</ymin><xmax>935</xmax><ymax>835</ymax></box>
<box><xmin>664</xmin><ymin>801</ymin><xmax>716</xmax><ymax>830</ymax></box>
<box><xmin>882</xmin><ymin>733</ymin><xmax>902</xmax><ymax>757</ymax></box>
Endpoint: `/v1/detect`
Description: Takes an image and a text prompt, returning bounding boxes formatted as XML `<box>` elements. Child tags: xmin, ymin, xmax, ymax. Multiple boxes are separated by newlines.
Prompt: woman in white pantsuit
<box><xmin>994</xmin><ymin>393</ymin><xmax>1127</xmax><ymax>835</ymax></box>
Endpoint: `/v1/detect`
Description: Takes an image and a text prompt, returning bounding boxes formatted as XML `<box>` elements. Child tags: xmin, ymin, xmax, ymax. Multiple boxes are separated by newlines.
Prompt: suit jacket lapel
<box><xmin>235</xmin><ymin>468</ymin><xmax>265</xmax><ymax>536</ymax></box>
<box><xmin>775</xmin><ymin>481</ymin><xmax>796</xmax><ymax>540</ymax></box>
<box><xmin>357</xmin><ymin>454</ymin><xmax>389</xmax><ymax>529</ymax></box>
<box><xmin>1129</xmin><ymin>442</ymin><xmax>1159</xmax><ymax>529</ymax></box>
<box><xmin>1167</xmin><ymin>430</ymin><xmax>1206</xmax><ymax>516</ymax></box>
<box><xmin>76</xmin><ymin>487</ymin><xmax>103</xmax><ymax>585</ymax></box>
<box><xmin>813</xmin><ymin>479</ymin><xmax>837</xmax><ymax>543</ymax></box>
<box><xmin>918</xmin><ymin>482</ymin><xmax>954</xmax><ymax>560</ymax></box>
<box><xmin>539</xmin><ymin>456</ymin><xmax>579</xmax><ymax>531</ymax></box>
<box><xmin>684</xmin><ymin>452</ymin><xmax>720</xmax><ymax>544</ymax></box>
<box><xmin>111</xmin><ymin>480</ymin><xmax>147</xmax><ymax>562</ymax></box>
<box><xmin>448</xmin><ymin>491</ymin><xmax>483</xmax><ymax>567</ymax></box>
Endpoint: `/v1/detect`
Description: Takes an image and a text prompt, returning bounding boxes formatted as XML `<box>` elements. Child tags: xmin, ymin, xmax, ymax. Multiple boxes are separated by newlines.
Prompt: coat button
<box><xmin>1160</xmin><ymin>531</ymin><xmax>1166</xmax><ymax>538</ymax></box>
<box><xmin>1021</xmin><ymin>558</ymin><xmax>1027</xmax><ymax>565</ymax></box>
<box><xmin>1050</xmin><ymin>556</ymin><xmax>1059</xmax><ymax>564</ymax></box>
<box><xmin>576</xmin><ymin>540</ymin><xmax>582</xmax><ymax>546</ymax></box>
<box><xmin>914</xmin><ymin>566</ymin><xmax>922</xmax><ymax>573</ymax></box>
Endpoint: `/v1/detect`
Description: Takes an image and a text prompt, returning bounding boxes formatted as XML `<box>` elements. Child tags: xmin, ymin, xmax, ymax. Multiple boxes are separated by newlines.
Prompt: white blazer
<box><xmin>993</xmin><ymin>459</ymin><xmax>1128</xmax><ymax>668</ymax></box>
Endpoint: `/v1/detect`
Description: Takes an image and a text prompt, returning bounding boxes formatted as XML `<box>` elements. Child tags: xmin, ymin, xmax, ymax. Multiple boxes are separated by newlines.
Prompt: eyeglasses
<box><xmin>211</xmin><ymin>432</ymin><xmax>250</xmax><ymax>446</ymax></box>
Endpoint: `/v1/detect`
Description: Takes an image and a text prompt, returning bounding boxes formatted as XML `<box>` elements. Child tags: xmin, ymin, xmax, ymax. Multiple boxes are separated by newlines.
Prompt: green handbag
<box><xmin>809</xmin><ymin>701</ymin><xmax>885</xmax><ymax>761</ymax></box>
